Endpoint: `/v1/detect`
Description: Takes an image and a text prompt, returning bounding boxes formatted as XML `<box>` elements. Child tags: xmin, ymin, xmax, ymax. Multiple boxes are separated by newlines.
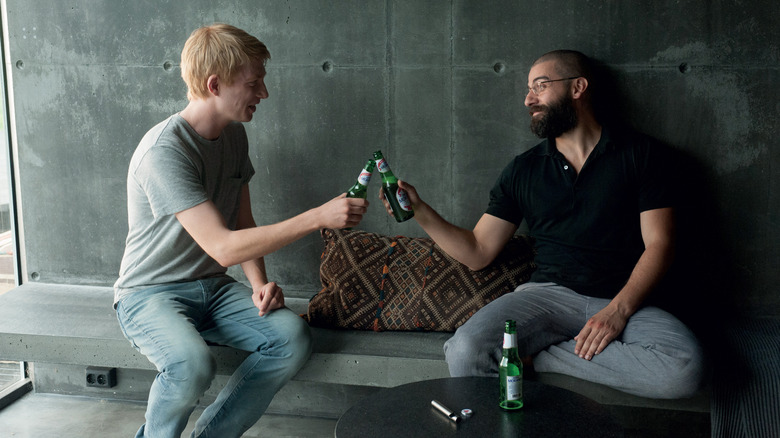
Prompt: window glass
<box><xmin>0</xmin><ymin>22</ymin><xmax>22</xmax><ymax>393</ymax></box>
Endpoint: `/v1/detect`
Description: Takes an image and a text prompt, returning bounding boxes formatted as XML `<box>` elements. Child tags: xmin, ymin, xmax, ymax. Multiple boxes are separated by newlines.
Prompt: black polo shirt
<box><xmin>486</xmin><ymin>126</ymin><xmax>675</xmax><ymax>299</ymax></box>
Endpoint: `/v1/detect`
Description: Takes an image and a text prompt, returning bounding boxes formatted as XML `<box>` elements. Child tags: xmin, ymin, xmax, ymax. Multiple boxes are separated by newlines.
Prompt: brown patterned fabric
<box><xmin>304</xmin><ymin>228</ymin><xmax>536</xmax><ymax>332</ymax></box>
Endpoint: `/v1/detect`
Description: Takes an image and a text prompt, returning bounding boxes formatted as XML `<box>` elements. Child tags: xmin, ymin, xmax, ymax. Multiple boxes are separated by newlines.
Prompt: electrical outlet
<box><xmin>85</xmin><ymin>366</ymin><xmax>117</xmax><ymax>388</ymax></box>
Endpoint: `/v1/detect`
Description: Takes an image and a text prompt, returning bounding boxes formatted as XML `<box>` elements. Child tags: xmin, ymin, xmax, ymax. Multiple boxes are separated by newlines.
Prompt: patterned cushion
<box><xmin>304</xmin><ymin>228</ymin><xmax>536</xmax><ymax>332</ymax></box>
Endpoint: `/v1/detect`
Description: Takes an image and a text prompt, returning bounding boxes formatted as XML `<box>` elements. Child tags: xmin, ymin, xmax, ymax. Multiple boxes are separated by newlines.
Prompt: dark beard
<box><xmin>529</xmin><ymin>95</ymin><xmax>578</xmax><ymax>138</ymax></box>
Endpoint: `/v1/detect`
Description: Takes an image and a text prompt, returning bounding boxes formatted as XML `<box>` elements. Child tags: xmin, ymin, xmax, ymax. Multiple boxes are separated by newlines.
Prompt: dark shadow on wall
<box><xmin>588</xmin><ymin>59</ymin><xmax>626</xmax><ymax>129</ymax></box>
<box><xmin>589</xmin><ymin>58</ymin><xmax>739</xmax><ymax>345</ymax></box>
<box><xmin>575</xmin><ymin>54</ymin><xmax>778</xmax><ymax>437</ymax></box>
<box><xmin>661</xmin><ymin>150</ymin><xmax>738</xmax><ymax>340</ymax></box>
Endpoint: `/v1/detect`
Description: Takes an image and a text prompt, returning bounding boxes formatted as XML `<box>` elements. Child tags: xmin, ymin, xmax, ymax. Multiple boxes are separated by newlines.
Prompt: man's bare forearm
<box><xmin>413</xmin><ymin>202</ymin><xmax>517</xmax><ymax>271</ymax></box>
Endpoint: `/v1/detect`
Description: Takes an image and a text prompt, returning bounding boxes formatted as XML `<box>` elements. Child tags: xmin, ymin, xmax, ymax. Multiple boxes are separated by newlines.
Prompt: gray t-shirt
<box><xmin>114</xmin><ymin>114</ymin><xmax>255</xmax><ymax>303</ymax></box>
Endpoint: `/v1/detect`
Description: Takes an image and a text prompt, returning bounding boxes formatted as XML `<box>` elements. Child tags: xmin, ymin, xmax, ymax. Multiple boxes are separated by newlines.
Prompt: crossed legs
<box><xmin>444</xmin><ymin>282</ymin><xmax>704</xmax><ymax>399</ymax></box>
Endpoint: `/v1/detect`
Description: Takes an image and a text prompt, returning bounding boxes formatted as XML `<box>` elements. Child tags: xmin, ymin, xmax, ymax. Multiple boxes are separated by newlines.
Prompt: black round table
<box><xmin>335</xmin><ymin>377</ymin><xmax>624</xmax><ymax>437</ymax></box>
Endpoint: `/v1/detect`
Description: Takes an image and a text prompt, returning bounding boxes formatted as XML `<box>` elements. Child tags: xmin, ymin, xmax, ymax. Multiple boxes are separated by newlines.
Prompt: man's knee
<box><xmin>270</xmin><ymin>311</ymin><xmax>312</xmax><ymax>369</ymax></box>
<box><xmin>444</xmin><ymin>332</ymin><xmax>491</xmax><ymax>376</ymax></box>
<box><xmin>287</xmin><ymin>316</ymin><xmax>312</xmax><ymax>361</ymax></box>
<box><xmin>163</xmin><ymin>344</ymin><xmax>216</xmax><ymax>397</ymax></box>
<box><xmin>624</xmin><ymin>342</ymin><xmax>706</xmax><ymax>399</ymax></box>
<box><xmin>656</xmin><ymin>351</ymin><xmax>706</xmax><ymax>399</ymax></box>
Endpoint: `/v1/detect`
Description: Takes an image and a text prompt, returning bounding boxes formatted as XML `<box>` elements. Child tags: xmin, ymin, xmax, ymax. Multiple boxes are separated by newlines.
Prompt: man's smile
<box><xmin>529</xmin><ymin>105</ymin><xmax>546</xmax><ymax>118</ymax></box>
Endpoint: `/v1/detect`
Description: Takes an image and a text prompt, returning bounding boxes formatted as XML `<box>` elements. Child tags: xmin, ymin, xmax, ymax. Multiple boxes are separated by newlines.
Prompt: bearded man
<box><xmin>380</xmin><ymin>50</ymin><xmax>704</xmax><ymax>399</ymax></box>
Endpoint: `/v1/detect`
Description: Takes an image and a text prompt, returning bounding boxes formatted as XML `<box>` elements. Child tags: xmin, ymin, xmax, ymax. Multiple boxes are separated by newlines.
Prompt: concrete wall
<box><xmin>2</xmin><ymin>1</ymin><xmax>778</xmax><ymax>318</ymax></box>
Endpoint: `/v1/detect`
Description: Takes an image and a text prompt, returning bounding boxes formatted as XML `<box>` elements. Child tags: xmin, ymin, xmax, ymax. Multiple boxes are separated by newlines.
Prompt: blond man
<box><xmin>114</xmin><ymin>24</ymin><xmax>367</xmax><ymax>437</ymax></box>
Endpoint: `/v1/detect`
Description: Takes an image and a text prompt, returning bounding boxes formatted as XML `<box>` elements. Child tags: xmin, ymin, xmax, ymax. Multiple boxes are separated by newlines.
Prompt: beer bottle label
<box><xmin>376</xmin><ymin>158</ymin><xmax>389</xmax><ymax>173</ymax></box>
<box><xmin>396</xmin><ymin>187</ymin><xmax>413</xmax><ymax>211</ymax></box>
<box><xmin>358</xmin><ymin>170</ymin><xmax>371</xmax><ymax>186</ymax></box>
<box><xmin>506</xmin><ymin>375</ymin><xmax>522</xmax><ymax>401</ymax></box>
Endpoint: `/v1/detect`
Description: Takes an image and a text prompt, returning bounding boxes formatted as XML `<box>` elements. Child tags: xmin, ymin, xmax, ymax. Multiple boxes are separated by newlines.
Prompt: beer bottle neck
<box><xmin>355</xmin><ymin>170</ymin><xmax>372</xmax><ymax>187</ymax></box>
<box><xmin>374</xmin><ymin>156</ymin><xmax>398</xmax><ymax>184</ymax></box>
<box><xmin>502</xmin><ymin>332</ymin><xmax>517</xmax><ymax>350</ymax></box>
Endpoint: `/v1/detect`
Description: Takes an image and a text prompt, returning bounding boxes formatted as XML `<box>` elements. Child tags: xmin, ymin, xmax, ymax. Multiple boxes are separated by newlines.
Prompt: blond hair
<box><xmin>180</xmin><ymin>23</ymin><xmax>270</xmax><ymax>100</ymax></box>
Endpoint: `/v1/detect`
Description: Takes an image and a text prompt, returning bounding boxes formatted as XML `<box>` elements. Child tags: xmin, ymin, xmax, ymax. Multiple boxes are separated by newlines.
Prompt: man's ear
<box><xmin>571</xmin><ymin>77</ymin><xmax>589</xmax><ymax>100</ymax></box>
<box><xmin>207</xmin><ymin>75</ymin><xmax>220</xmax><ymax>96</ymax></box>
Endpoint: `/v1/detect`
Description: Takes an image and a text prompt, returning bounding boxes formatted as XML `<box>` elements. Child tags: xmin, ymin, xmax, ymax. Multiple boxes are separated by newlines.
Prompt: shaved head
<box><xmin>533</xmin><ymin>50</ymin><xmax>593</xmax><ymax>82</ymax></box>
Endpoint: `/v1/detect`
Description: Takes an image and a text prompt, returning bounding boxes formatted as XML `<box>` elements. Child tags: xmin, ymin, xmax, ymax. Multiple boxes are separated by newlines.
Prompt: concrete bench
<box><xmin>0</xmin><ymin>282</ymin><xmax>711</xmax><ymax>426</ymax></box>
<box><xmin>0</xmin><ymin>282</ymin><xmax>451</xmax><ymax>419</ymax></box>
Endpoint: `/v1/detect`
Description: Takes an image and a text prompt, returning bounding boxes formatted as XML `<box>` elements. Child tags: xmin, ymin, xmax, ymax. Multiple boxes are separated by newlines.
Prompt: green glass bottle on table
<box><xmin>373</xmin><ymin>150</ymin><xmax>414</xmax><ymax>222</ymax></box>
<box><xmin>499</xmin><ymin>319</ymin><xmax>523</xmax><ymax>410</ymax></box>
<box><xmin>346</xmin><ymin>159</ymin><xmax>375</xmax><ymax>199</ymax></box>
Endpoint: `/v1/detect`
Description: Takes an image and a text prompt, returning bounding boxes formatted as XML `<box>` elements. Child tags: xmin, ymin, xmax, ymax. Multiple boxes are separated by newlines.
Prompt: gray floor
<box><xmin>0</xmin><ymin>392</ymin><xmax>337</xmax><ymax>438</ymax></box>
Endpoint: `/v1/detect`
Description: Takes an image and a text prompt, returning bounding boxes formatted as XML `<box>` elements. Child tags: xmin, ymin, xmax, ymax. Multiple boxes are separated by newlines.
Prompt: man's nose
<box><xmin>523</xmin><ymin>89</ymin><xmax>536</xmax><ymax>107</ymax></box>
<box><xmin>258</xmin><ymin>83</ymin><xmax>269</xmax><ymax>99</ymax></box>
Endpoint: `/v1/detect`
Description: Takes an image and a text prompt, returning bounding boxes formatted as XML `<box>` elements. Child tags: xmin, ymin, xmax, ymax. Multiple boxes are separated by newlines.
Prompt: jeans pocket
<box><xmin>116</xmin><ymin>301</ymin><xmax>142</xmax><ymax>351</ymax></box>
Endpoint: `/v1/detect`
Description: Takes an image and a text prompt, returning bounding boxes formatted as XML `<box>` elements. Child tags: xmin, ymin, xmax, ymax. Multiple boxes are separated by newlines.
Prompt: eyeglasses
<box><xmin>527</xmin><ymin>76</ymin><xmax>580</xmax><ymax>95</ymax></box>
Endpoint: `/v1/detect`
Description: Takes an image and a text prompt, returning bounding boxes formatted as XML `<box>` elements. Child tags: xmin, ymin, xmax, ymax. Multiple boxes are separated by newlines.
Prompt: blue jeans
<box><xmin>116</xmin><ymin>276</ymin><xmax>311</xmax><ymax>438</ymax></box>
<box><xmin>444</xmin><ymin>282</ymin><xmax>704</xmax><ymax>399</ymax></box>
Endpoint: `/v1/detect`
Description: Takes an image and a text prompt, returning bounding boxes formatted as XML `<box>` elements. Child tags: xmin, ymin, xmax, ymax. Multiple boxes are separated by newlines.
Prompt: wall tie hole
<box><xmin>322</xmin><ymin>61</ymin><xmax>333</xmax><ymax>73</ymax></box>
<box><xmin>493</xmin><ymin>62</ymin><xmax>506</xmax><ymax>75</ymax></box>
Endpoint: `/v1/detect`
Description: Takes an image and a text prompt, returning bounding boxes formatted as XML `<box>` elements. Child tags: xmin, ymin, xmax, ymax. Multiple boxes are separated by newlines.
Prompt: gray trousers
<box><xmin>444</xmin><ymin>282</ymin><xmax>704</xmax><ymax>399</ymax></box>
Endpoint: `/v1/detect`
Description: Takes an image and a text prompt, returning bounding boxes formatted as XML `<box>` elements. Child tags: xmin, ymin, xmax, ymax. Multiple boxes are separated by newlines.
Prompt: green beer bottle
<box><xmin>346</xmin><ymin>159</ymin><xmax>375</xmax><ymax>199</ymax></box>
<box><xmin>499</xmin><ymin>319</ymin><xmax>524</xmax><ymax>410</ymax></box>
<box><xmin>373</xmin><ymin>150</ymin><xmax>414</xmax><ymax>222</ymax></box>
